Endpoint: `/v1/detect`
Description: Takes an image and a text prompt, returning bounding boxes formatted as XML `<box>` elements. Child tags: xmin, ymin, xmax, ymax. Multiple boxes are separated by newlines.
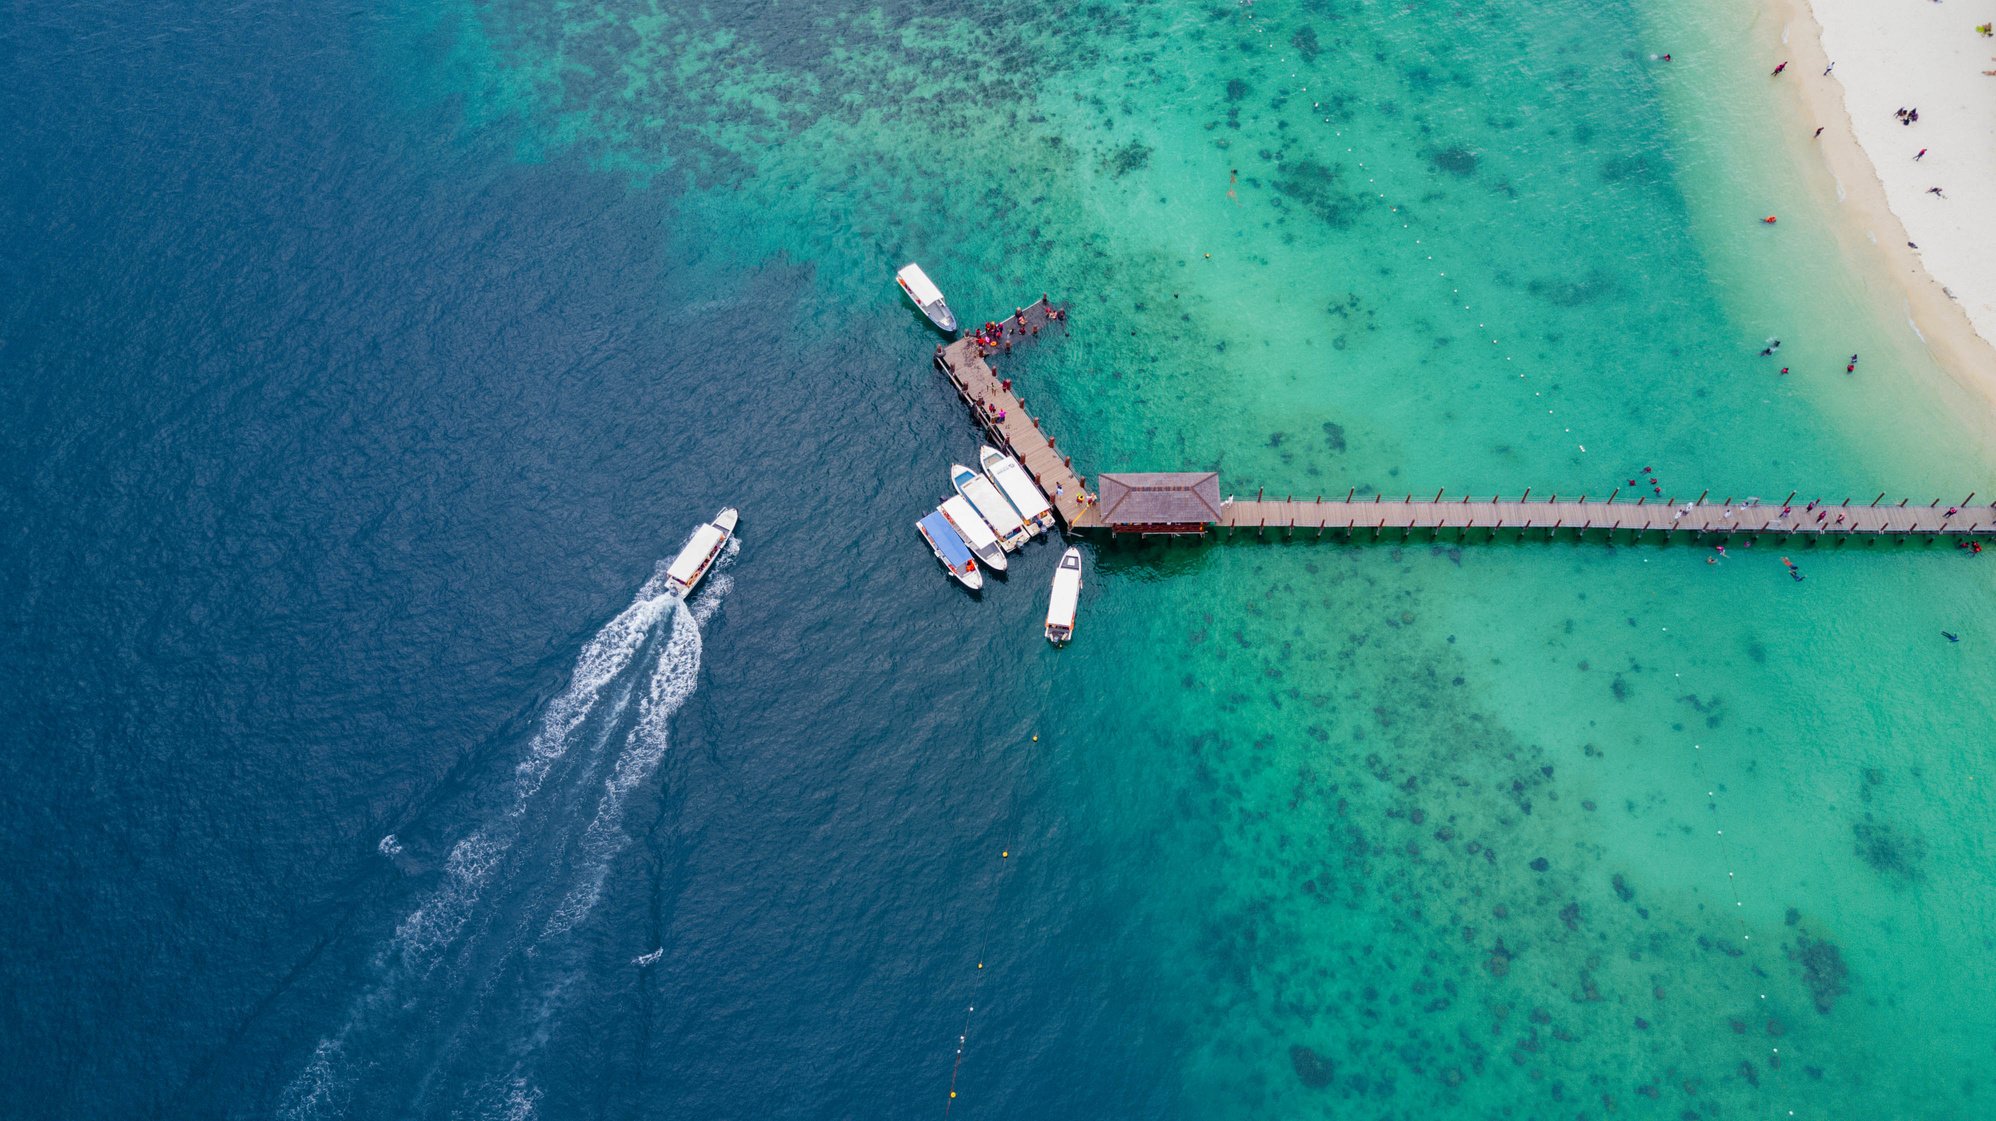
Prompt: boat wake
<box><xmin>277</xmin><ymin>549</ymin><xmax>732</xmax><ymax>1120</ymax></box>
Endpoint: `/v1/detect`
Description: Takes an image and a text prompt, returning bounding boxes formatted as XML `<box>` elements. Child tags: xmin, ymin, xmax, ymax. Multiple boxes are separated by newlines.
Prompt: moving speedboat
<box><xmin>666</xmin><ymin>508</ymin><xmax>737</xmax><ymax>597</ymax></box>
<box><xmin>896</xmin><ymin>264</ymin><xmax>958</xmax><ymax>333</ymax></box>
<box><xmin>917</xmin><ymin>509</ymin><xmax>983</xmax><ymax>590</ymax></box>
<box><xmin>1044</xmin><ymin>547</ymin><xmax>1083</xmax><ymax>644</ymax></box>
<box><xmin>940</xmin><ymin>494</ymin><xmax>1008</xmax><ymax>573</ymax></box>
<box><xmin>951</xmin><ymin>464</ymin><xmax>1029</xmax><ymax>550</ymax></box>
<box><xmin>979</xmin><ymin>445</ymin><xmax>1055</xmax><ymax>535</ymax></box>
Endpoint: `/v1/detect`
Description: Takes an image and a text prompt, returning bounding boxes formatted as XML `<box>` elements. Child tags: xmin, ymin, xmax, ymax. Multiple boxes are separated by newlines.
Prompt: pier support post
<box><xmin>1435</xmin><ymin>487</ymin><xmax>1445</xmax><ymax>502</ymax></box>
<box><xmin>1871</xmin><ymin>492</ymin><xmax>1884</xmax><ymax>507</ymax></box>
<box><xmin>1697</xmin><ymin>489</ymin><xmax>1709</xmax><ymax>505</ymax></box>
<box><xmin>1257</xmin><ymin>486</ymin><xmax>1264</xmax><ymax>502</ymax></box>
<box><xmin>1840</xmin><ymin>497</ymin><xmax>1849</xmax><ymax>508</ymax></box>
<box><xmin>1785</xmin><ymin>490</ymin><xmax>1797</xmax><ymax>506</ymax></box>
<box><xmin>1637</xmin><ymin>495</ymin><xmax>1646</xmax><ymax>506</ymax></box>
<box><xmin>1521</xmin><ymin>487</ymin><xmax>1531</xmax><ymax>502</ymax></box>
<box><xmin>1966</xmin><ymin>493</ymin><xmax>1978</xmax><ymax>506</ymax></box>
<box><xmin>1608</xmin><ymin>487</ymin><xmax>1618</xmax><ymax>503</ymax></box>
<box><xmin>1346</xmin><ymin>487</ymin><xmax>1355</xmax><ymax>502</ymax></box>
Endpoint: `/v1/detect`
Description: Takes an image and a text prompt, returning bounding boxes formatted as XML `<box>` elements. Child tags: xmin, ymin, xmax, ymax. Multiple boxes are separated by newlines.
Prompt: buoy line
<box><xmin>940</xmin><ymin>667</ymin><xmax>1057</xmax><ymax>1116</ymax></box>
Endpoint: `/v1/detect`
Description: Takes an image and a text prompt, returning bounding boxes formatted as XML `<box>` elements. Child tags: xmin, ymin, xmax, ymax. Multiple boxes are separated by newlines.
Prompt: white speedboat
<box><xmin>951</xmin><ymin>464</ymin><xmax>1029</xmax><ymax>550</ymax></box>
<box><xmin>1044</xmin><ymin>547</ymin><xmax>1083</xmax><ymax>644</ymax></box>
<box><xmin>940</xmin><ymin>494</ymin><xmax>1008</xmax><ymax>573</ymax></box>
<box><xmin>896</xmin><ymin>264</ymin><xmax>957</xmax><ymax>333</ymax></box>
<box><xmin>666</xmin><ymin>508</ymin><xmax>737</xmax><ymax>597</ymax></box>
<box><xmin>979</xmin><ymin>445</ymin><xmax>1055</xmax><ymax>535</ymax></box>
<box><xmin>917</xmin><ymin>509</ymin><xmax>982</xmax><ymax>590</ymax></box>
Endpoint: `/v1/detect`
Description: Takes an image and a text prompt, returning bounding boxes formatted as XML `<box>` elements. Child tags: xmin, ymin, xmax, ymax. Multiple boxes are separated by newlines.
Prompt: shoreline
<box><xmin>1757</xmin><ymin>0</ymin><xmax>1996</xmax><ymax>408</ymax></box>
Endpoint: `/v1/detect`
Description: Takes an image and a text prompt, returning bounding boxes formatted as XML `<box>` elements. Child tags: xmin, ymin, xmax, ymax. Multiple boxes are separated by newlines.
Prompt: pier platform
<box><xmin>934</xmin><ymin>298</ymin><xmax>1099</xmax><ymax>530</ymax></box>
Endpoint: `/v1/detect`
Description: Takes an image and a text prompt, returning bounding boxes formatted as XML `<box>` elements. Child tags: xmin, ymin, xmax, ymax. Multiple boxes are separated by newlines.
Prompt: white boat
<box><xmin>665</xmin><ymin>508</ymin><xmax>737</xmax><ymax>597</ymax></box>
<box><xmin>940</xmin><ymin>495</ymin><xmax>1008</xmax><ymax>573</ymax></box>
<box><xmin>896</xmin><ymin>264</ymin><xmax>957</xmax><ymax>333</ymax></box>
<box><xmin>951</xmin><ymin>464</ymin><xmax>1029</xmax><ymax>551</ymax></box>
<box><xmin>1044</xmin><ymin>547</ymin><xmax>1082</xmax><ymax>644</ymax></box>
<box><xmin>916</xmin><ymin>509</ymin><xmax>982</xmax><ymax>590</ymax></box>
<box><xmin>979</xmin><ymin>445</ymin><xmax>1055</xmax><ymax>536</ymax></box>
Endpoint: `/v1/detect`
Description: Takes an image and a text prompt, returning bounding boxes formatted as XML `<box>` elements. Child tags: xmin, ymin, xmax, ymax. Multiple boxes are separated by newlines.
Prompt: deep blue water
<box><xmin>0</xmin><ymin>3</ymin><xmax>1166</xmax><ymax>1117</ymax></box>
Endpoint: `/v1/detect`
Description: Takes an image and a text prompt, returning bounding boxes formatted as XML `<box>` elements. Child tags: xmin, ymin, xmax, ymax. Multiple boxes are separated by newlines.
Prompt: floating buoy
<box><xmin>1001</xmin><ymin>850</ymin><xmax>1009</xmax><ymax>858</ymax></box>
<box><xmin>1763</xmin><ymin>216</ymin><xmax>1778</xmax><ymax>224</ymax></box>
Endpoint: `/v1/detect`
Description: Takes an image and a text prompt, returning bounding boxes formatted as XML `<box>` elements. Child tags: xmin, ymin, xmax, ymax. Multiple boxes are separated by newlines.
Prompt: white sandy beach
<box><xmin>1777</xmin><ymin>0</ymin><xmax>1996</xmax><ymax>380</ymax></box>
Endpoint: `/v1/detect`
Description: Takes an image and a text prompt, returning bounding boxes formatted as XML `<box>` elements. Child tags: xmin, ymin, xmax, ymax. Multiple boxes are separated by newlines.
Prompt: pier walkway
<box><xmin>1216</xmin><ymin>491</ymin><xmax>1994</xmax><ymax>542</ymax></box>
<box><xmin>930</xmin><ymin>294</ymin><xmax>1989</xmax><ymax>544</ymax></box>
<box><xmin>933</xmin><ymin>298</ymin><xmax>1097</xmax><ymax>528</ymax></box>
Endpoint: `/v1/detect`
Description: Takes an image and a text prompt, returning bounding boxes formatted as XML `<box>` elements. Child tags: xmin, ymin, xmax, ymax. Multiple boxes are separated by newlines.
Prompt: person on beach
<box><xmin>1927</xmin><ymin>187</ymin><xmax>1946</xmax><ymax>198</ymax></box>
<box><xmin>1915</xmin><ymin>148</ymin><xmax>1927</xmax><ymax>161</ymax></box>
<box><xmin>1772</xmin><ymin>61</ymin><xmax>1788</xmax><ymax>75</ymax></box>
<box><xmin>1814</xmin><ymin>127</ymin><xmax>1824</xmax><ymax>139</ymax></box>
<box><xmin>1824</xmin><ymin>62</ymin><xmax>1834</xmax><ymax>75</ymax></box>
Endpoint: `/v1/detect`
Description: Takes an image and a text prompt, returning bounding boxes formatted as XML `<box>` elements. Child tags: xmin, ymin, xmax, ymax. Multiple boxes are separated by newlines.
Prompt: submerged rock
<box><xmin>1790</xmin><ymin>936</ymin><xmax>1850</xmax><ymax>1014</ymax></box>
<box><xmin>1290</xmin><ymin>1044</ymin><xmax>1335</xmax><ymax>1089</ymax></box>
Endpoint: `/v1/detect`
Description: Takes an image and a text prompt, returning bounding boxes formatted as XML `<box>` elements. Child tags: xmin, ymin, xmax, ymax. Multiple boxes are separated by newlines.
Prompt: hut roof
<box><xmin>1096</xmin><ymin>472</ymin><xmax>1223</xmax><ymax>526</ymax></box>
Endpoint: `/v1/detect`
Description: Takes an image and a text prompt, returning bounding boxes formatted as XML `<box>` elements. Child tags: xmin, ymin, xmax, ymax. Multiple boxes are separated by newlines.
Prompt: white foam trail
<box><xmin>277</xmin><ymin>1039</ymin><xmax>348</xmax><ymax>1120</ymax></box>
<box><xmin>513</xmin><ymin>563</ymin><xmax>679</xmax><ymax>803</ymax></box>
<box><xmin>376</xmin><ymin>834</ymin><xmax>400</xmax><ymax>857</ymax></box>
<box><xmin>632</xmin><ymin>948</ymin><xmax>663</xmax><ymax>967</ymax></box>
<box><xmin>540</xmin><ymin>591</ymin><xmax>706</xmax><ymax>939</ymax></box>
<box><xmin>281</xmin><ymin>563</ymin><xmax>682</xmax><ymax>1119</ymax></box>
<box><xmin>539</xmin><ymin>560</ymin><xmax>734</xmax><ymax>939</ymax></box>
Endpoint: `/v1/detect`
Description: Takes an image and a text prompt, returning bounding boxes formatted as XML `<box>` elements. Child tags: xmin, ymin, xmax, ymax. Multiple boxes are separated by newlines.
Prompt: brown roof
<box><xmin>1096</xmin><ymin>472</ymin><xmax>1223</xmax><ymax>526</ymax></box>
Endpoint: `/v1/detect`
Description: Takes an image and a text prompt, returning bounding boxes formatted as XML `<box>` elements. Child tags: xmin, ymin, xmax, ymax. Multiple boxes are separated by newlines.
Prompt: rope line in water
<box><xmin>940</xmin><ymin>664</ymin><xmax>1056</xmax><ymax>1115</ymax></box>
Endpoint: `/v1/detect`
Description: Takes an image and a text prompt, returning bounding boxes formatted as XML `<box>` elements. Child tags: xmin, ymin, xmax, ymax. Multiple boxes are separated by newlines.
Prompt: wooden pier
<box><xmin>934</xmin><ymin>298</ymin><xmax>1098</xmax><ymax>529</ymax></box>
<box><xmin>931</xmin><ymin>297</ymin><xmax>1990</xmax><ymax>546</ymax></box>
<box><xmin>1213</xmin><ymin>490</ymin><xmax>1995</xmax><ymax>543</ymax></box>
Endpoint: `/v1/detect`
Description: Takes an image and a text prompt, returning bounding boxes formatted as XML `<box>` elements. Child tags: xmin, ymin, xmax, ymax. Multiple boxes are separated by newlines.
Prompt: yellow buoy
<box><xmin>1001</xmin><ymin>850</ymin><xmax>1009</xmax><ymax>858</ymax></box>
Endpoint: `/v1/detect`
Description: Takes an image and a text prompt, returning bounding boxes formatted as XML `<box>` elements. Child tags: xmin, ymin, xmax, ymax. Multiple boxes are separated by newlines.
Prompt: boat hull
<box><xmin>952</xmin><ymin>465</ymin><xmax>1029</xmax><ymax>550</ymax></box>
<box><xmin>940</xmin><ymin>495</ymin><xmax>1008</xmax><ymax>573</ymax></box>
<box><xmin>1044</xmin><ymin>547</ymin><xmax>1083</xmax><ymax>644</ymax></box>
<box><xmin>917</xmin><ymin>509</ymin><xmax>983</xmax><ymax>590</ymax></box>
<box><xmin>666</xmin><ymin>508</ymin><xmax>737</xmax><ymax>597</ymax></box>
<box><xmin>896</xmin><ymin>264</ymin><xmax>958</xmax><ymax>334</ymax></box>
<box><xmin>979</xmin><ymin>446</ymin><xmax>1055</xmax><ymax>535</ymax></box>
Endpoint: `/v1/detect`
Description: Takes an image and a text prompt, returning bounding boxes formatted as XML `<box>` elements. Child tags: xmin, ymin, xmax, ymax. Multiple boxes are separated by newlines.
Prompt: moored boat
<box><xmin>951</xmin><ymin>464</ymin><xmax>1029</xmax><ymax>551</ymax></box>
<box><xmin>1044</xmin><ymin>547</ymin><xmax>1083</xmax><ymax>644</ymax></box>
<box><xmin>896</xmin><ymin>264</ymin><xmax>958</xmax><ymax>333</ymax></box>
<box><xmin>917</xmin><ymin>509</ymin><xmax>983</xmax><ymax>590</ymax></box>
<box><xmin>940</xmin><ymin>495</ymin><xmax>1008</xmax><ymax>573</ymax></box>
<box><xmin>979</xmin><ymin>445</ymin><xmax>1055</xmax><ymax>535</ymax></box>
<box><xmin>666</xmin><ymin>508</ymin><xmax>737</xmax><ymax>598</ymax></box>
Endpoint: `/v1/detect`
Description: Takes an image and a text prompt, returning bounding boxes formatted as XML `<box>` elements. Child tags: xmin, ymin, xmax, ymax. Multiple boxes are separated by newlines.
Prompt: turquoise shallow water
<box><xmin>8</xmin><ymin>0</ymin><xmax>1996</xmax><ymax>1115</ymax></box>
<box><xmin>438</xmin><ymin>0</ymin><xmax>1996</xmax><ymax>1112</ymax></box>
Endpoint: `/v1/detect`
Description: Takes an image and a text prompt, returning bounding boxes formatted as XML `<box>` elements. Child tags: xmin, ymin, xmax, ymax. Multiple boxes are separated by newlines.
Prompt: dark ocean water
<box><xmin>1</xmin><ymin>3</ymin><xmax>1155</xmax><ymax>1117</ymax></box>
<box><xmin>9</xmin><ymin>0</ymin><xmax>1996</xmax><ymax>1118</ymax></box>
